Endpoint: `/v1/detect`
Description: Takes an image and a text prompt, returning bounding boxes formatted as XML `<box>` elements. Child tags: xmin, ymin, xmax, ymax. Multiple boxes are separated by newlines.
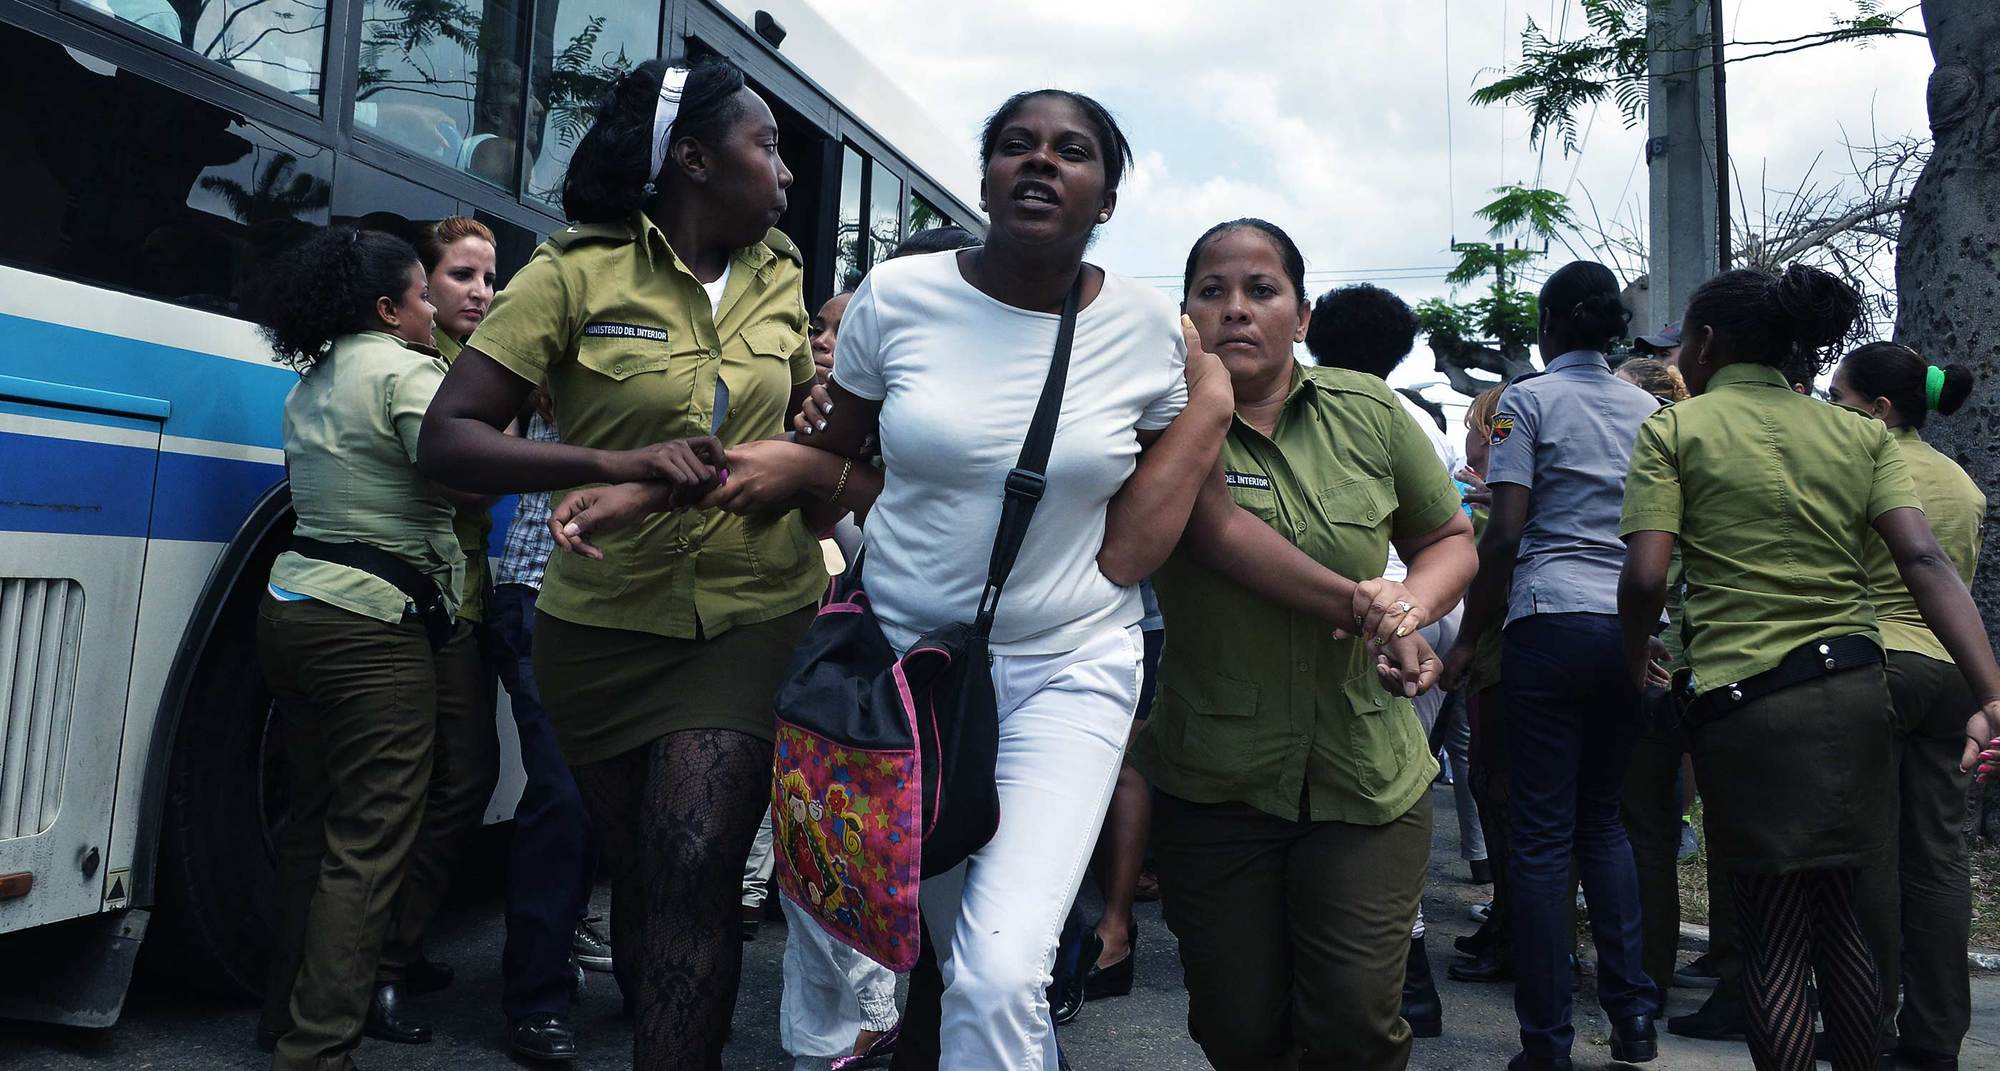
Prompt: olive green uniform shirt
<box><xmin>433</xmin><ymin>330</ymin><xmax>493</xmax><ymax>622</ymax></box>
<box><xmin>1863</xmin><ymin>426</ymin><xmax>1984</xmax><ymax>663</ymax></box>
<box><xmin>1131</xmin><ymin>366</ymin><xmax>1462</xmax><ymax>826</ymax></box>
<box><xmin>468</xmin><ymin>212</ymin><xmax>824</xmax><ymax>638</ymax></box>
<box><xmin>267</xmin><ymin>330</ymin><xmax>465</xmax><ymax>622</ymax></box>
<box><xmin>1619</xmin><ymin>363</ymin><xmax>1919</xmax><ymax>695</ymax></box>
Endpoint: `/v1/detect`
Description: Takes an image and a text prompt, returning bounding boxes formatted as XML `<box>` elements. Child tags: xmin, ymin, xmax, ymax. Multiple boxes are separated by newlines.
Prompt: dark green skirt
<box><xmin>533</xmin><ymin>605</ymin><xmax>815</xmax><ymax>766</ymax></box>
<box><xmin>1688</xmin><ymin>666</ymin><xmax>1894</xmax><ymax>874</ymax></box>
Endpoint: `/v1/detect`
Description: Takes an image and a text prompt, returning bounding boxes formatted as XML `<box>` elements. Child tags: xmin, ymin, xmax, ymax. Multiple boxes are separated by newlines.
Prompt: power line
<box><xmin>1443</xmin><ymin>0</ymin><xmax>1457</xmax><ymax>241</ymax></box>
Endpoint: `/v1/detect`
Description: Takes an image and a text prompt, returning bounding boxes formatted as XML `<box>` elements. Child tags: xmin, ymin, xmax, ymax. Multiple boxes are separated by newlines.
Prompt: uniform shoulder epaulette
<box><xmin>762</xmin><ymin>227</ymin><xmax>804</xmax><ymax>265</ymax></box>
<box><xmin>545</xmin><ymin>221</ymin><xmax>635</xmax><ymax>251</ymax></box>
<box><xmin>1508</xmin><ymin>370</ymin><xmax>1545</xmax><ymax>385</ymax></box>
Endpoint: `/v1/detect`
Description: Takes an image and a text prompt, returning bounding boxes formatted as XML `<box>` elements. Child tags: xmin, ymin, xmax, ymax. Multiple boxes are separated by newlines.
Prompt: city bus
<box><xmin>0</xmin><ymin>0</ymin><xmax>977</xmax><ymax>1025</ymax></box>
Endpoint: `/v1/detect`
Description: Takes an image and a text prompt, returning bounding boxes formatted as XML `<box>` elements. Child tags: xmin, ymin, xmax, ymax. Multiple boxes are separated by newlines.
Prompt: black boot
<box><xmin>363</xmin><ymin>983</ymin><xmax>433</xmax><ymax>1045</ymax></box>
<box><xmin>1402</xmin><ymin>936</ymin><xmax>1443</xmax><ymax>1039</ymax></box>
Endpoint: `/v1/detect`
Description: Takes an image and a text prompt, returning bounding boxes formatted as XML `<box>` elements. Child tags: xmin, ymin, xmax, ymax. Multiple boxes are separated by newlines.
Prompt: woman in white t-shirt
<box><xmin>797</xmin><ymin>90</ymin><xmax>1217</xmax><ymax>1069</ymax></box>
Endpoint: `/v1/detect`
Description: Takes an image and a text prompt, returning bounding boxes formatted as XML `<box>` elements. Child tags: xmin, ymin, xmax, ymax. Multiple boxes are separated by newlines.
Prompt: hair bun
<box><xmin>1939</xmin><ymin>363</ymin><xmax>1977</xmax><ymax>416</ymax></box>
<box><xmin>1772</xmin><ymin>264</ymin><xmax>1862</xmax><ymax>353</ymax></box>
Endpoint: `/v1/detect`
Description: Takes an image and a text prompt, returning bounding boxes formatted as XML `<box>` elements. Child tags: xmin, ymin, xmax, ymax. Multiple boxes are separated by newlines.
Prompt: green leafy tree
<box><xmin>1421</xmin><ymin>187</ymin><xmax>1561</xmax><ymax>395</ymax></box>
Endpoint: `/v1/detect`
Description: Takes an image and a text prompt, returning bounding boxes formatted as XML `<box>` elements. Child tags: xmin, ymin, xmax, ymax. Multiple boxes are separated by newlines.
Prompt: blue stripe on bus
<box><xmin>0</xmin><ymin>313</ymin><xmax>293</xmax><ymax>450</ymax></box>
<box><xmin>0</xmin><ymin>431</ymin><xmax>283</xmax><ymax>542</ymax></box>
<box><xmin>0</xmin><ymin>431</ymin><xmax>159</xmax><ymax>538</ymax></box>
<box><xmin>151</xmin><ymin>449</ymin><xmax>286</xmax><ymax>543</ymax></box>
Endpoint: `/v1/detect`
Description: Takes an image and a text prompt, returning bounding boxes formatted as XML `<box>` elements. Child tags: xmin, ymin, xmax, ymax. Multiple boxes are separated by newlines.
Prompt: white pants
<box><xmin>920</xmin><ymin>623</ymin><xmax>1144</xmax><ymax>1071</ymax></box>
<box><xmin>780</xmin><ymin>897</ymin><xmax>900</xmax><ymax>1067</ymax></box>
<box><xmin>744</xmin><ymin>813</ymin><xmax>776</xmax><ymax>908</ymax></box>
<box><xmin>1409</xmin><ymin>606</ymin><xmax>1463</xmax><ymax>941</ymax></box>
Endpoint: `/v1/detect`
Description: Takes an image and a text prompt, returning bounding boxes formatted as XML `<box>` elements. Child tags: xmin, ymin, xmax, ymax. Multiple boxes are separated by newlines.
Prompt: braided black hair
<box><xmin>1840</xmin><ymin>341</ymin><xmax>1975</xmax><ymax>429</ymax></box>
<box><xmin>980</xmin><ymin>90</ymin><xmax>1135</xmax><ymax>192</ymax></box>
<box><xmin>256</xmin><ymin>225</ymin><xmax>421</xmax><ymax>373</ymax></box>
<box><xmin>561</xmin><ymin>56</ymin><xmax>749</xmax><ymax>224</ymax></box>
<box><xmin>1684</xmin><ymin>265</ymin><xmax>1862</xmax><ymax>376</ymax></box>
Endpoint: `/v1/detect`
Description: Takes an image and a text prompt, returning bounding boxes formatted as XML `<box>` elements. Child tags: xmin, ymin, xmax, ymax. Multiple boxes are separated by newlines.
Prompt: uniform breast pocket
<box><xmin>1227</xmin><ymin>476</ymin><xmax>1282</xmax><ymax>527</ymax></box>
<box><xmin>576</xmin><ymin>331</ymin><xmax>682</xmax><ymax>381</ymax></box>
<box><xmin>740</xmin><ymin>322</ymin><xmax>803</xmax><ymax>366</ymax></box>
<box><xmin>1315</xmin><ymin>475</ymin><xmax>1396</xmax><ymax>570</ymax></box>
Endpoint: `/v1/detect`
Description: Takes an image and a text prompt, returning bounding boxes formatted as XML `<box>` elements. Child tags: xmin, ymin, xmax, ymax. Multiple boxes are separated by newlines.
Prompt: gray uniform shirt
<box><xmin>1486</xmin><ymin>349</ymin><xmax>1662</xmax><ymax>626</ymax></box>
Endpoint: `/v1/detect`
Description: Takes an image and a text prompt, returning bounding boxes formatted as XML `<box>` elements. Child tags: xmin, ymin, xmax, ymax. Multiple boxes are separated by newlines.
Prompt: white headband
<box><xmin>643</xmin><ymin>66</ymin><xmax>692</xmax><ymax>197</ymax></box>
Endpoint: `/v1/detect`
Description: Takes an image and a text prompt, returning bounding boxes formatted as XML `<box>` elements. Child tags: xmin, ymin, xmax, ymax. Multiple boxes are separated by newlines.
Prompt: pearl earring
<box><xmin>1097</xmin><ymin>213</ymin><xmax>1110</xmax><ymax>223</ymax></box>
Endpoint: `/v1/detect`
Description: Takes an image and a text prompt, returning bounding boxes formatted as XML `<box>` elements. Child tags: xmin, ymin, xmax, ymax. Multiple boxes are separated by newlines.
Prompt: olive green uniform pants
<box><xmin>377</xmin><ymin>620</ymin><xmax>498</xmax><ymax>983</ymax></box>
<box><xmin>256</xmin><ymin>596</ymin><xmax>438</xmax><ymax>1071</ymax></box>
<box><xmin>1153</xmin><ymin>790</ymin><xmax>1432</xmax><ymax>1071</ymax></box>
<box><xmin>1853</xmin><ymin>650</ymin><xmax>1974</xmax><ymax>1058</ymax></box>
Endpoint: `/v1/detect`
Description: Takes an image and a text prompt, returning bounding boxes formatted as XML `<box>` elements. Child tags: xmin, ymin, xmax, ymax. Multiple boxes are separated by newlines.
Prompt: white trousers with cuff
<box><xmin>780</xmin><ymin>896</ymin><xmax>900</xmax><ymax>1068</ymax></box>
<box><xmin>920</xmin><ymin>622</ymin><xmax>1144</xmax><ymax>1071</ymax></box>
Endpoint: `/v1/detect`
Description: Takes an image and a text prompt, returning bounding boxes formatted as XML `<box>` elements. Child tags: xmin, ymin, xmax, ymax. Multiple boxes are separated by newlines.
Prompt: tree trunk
<box><xmin>1895</xmin><ymin>0</ymin><xmax>2000</xmax><ymax>840</ymax></box>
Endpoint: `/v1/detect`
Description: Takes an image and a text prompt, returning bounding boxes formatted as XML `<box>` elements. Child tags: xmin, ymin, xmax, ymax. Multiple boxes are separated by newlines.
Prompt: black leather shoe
<box><xmin>254</xmin><ymin>1026</ymin><xmax>282</xmax><ymax>1053</ymax></box>
<box><xmin>364</xmin><ymin>983</ymin><xmax>433</xmax><ymax>1045</ymax></box>
<box><xmin>1447</xmin><ymin>948</ymin><xmax>1514</xmax><ymax>983</ymax></box>
<box><xmin>1610</xmin><ymin>1014</ymin><xmax>1658</xmax><ymax>1063</ymax></box>
<box><xmin>1506</xmin><ymin>1052</ymin><xmax>1572</xmax><ymax>1071</ymax></box>
<box><xmin>1049</xmin><ymin>930</ymin><xmax>1099</xmax><ymax>1026</ymax></box>
<box><xmin>508</xmin><ymin>1015</ymin><xmax>578</xmax><ymax>1062</ymax></box>
<box><xmin>404</xmin><ymin>955</ymin><xmax>454</xmax><ymax>995</ymax></box>
<box><xmin>1667</xmin><ymin>987</ymin><xmax>1748</xmax><ymax>1041</ymax></box>
<box><xmin>1085</xmin><ymin>924</ymin><xmax>1136</xmax><ymax>1001</ymax></box>
<box><xmin>1401</xmin><ymin>936</ymin><xmax>1443</xmax><ymax>1039</ymax></box>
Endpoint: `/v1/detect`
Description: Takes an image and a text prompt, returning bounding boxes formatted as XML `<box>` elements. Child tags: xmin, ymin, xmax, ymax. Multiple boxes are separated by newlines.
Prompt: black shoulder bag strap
<box><xmin>971</xmin><ymin>273</ymin><xmax>1083</xmax><ymax>638</ymax></box>
<box><xmin>291</xmin><ymin>536</ymin><xmax>454</xmax><ymax>652</ymax></box>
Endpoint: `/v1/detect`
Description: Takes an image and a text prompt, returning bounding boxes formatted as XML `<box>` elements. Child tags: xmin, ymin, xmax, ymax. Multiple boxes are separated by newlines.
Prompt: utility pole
<box><xmin>1646</xmin><ymin>0</ymin><xmax>1719</xmax><ymax>330</ymax></box>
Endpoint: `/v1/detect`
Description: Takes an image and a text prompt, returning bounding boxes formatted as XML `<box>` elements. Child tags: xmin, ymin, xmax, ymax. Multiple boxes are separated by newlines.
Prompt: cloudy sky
<box><xmin>729</xmin><ymin>0</ymin><xmax>1933</xmax><ymax>393</ymax></box>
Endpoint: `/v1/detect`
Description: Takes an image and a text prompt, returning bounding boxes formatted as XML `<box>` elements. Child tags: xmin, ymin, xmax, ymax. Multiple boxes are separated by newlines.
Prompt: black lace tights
<box><xmin>1732</xmin><ymin>868</ymin><xmax>1881</xmax><ymax>1071</ymax></box>
<box><xmin>572</xmin><ymin>729</ymin><xmax>773</xmax><ymax>1071</ymax></box>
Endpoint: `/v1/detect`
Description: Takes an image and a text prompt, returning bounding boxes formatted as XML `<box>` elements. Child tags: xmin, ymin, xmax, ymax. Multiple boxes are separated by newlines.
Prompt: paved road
<box><xmin>4</xmin><ymin>786</ymin><xmax>1996</xmax><ymax>1069</ymax></box>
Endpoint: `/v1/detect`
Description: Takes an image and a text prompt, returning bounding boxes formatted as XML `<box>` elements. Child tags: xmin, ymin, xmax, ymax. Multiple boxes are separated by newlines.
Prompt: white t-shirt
<box><xmin>1383</xmin><ymin>390</ymin><xmax>1464</xmax><ymax>582</ymax></box>
<box><xmin>701</xmin><ymin>262</ymin><xmax>732</xmax><ymax>317</ymax></box>
<box><xmin>832</xmin><ymin>251</ymin><xmax>1187</xmax><ymax>655</ymax></box>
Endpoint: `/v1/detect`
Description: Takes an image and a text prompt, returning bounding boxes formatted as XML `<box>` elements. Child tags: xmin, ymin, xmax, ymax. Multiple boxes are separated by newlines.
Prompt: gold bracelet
<box><xmin>828</xmin><ymin>457</ymin><xmax>853</xmax><ymax>507</ymax></box>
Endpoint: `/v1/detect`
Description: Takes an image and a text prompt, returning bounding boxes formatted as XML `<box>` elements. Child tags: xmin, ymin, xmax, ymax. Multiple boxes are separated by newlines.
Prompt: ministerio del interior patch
<box><xmin>1491</xmin><ymin>415</ymin><xmax>1514</xmax><ymax>445</ymax></box>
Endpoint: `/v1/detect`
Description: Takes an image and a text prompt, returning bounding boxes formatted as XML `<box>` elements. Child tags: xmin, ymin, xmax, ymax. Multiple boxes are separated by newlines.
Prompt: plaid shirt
<box><xmin>495</xmin><ymin>414</ymin><xmax>559</xmax><ymax>589</ymax></box>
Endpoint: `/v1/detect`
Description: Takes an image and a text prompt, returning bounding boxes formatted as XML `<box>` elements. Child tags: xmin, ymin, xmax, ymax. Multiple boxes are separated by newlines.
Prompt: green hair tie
<box><xmin>1925</xmin><ymin>365</ymin><xmax>1946</xmax><ymax>412</ymax></box>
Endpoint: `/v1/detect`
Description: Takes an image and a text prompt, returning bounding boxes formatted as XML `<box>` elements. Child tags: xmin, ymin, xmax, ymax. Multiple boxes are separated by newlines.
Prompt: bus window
<box><xmin>868</xmin><ymin>166</ymin><xmax>901</xmax><ymax>268</ymax></box>
<box><xmin>76</xmin><ymin>0</ymin><xmax>327</xmax><ymax>102</ymax></box>
<box><xmin>354</xmin><ymin>0</ymin><xmax>527</xmax><ymax>191</ymax></box>
<box><xmin>524</xmin><ymin>0</ymin><xmax>658</xmax><ymax>211</ymax></box>
<box><xmin>834</xmin><ymin>143</ymin><xmax>862</xmax><ymax>291</ymax></box>
<box><xmin>0</xmin><ymin>23</ymin><xmax>331</xmax><ymax>316</ymax></box>
<box><xmin>908</xmin><ymin>193</ymin><xmax>948</xmax><ymax>233</ymax></box>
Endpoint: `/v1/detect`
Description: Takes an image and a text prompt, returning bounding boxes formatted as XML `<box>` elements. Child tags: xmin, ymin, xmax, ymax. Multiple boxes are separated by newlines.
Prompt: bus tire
<box><xmin>144</xmin><ymin>555</ymin><xmax>285</xmax><ymax>1001</ymax></box>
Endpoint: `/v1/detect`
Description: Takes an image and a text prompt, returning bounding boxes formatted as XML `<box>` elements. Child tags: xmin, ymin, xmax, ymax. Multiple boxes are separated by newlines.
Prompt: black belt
<box><xmin>1677</xmin><ymin>633</ymin><xmax>1882</xmax><ymax>729</ymax></box>
<box><xmin>291</xmin><ymin>537</ymin><xmax>453</xmax><ymax>652</ymax></box>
